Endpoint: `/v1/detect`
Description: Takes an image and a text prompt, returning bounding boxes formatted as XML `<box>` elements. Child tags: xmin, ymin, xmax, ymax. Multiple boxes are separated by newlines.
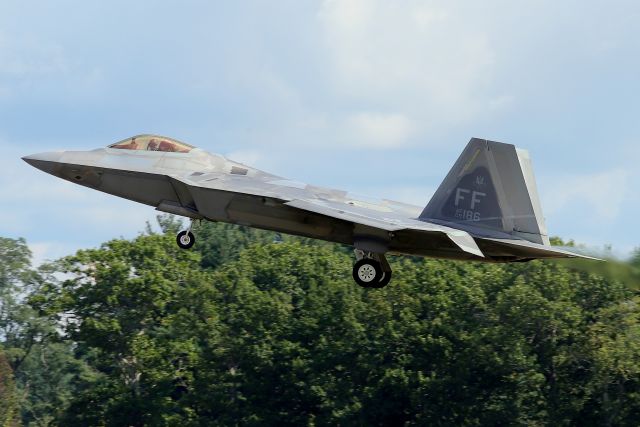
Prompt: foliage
<box><xmin>1</xmin><ymin>222</ymin><xmax>640</xmax><ymax>425</ymax></box>
<box><xmin>631</xmin><ymin>248</ymin><xmax>640</xmax><ymax>269</ymax></box>
<box><xmin>0</xmin><ymin>237</ymin><xmax>35</xmax><ymax>364</ymax></box>
<box><xmin>0</xmin><ymin>348</ymin><xmax>18</xmax><ymax>426</ymax></box>
<box><xmin>550</xmin><ymin>236</ymin><xmax>640</xmax><ymax>290</ymax></box>
<box><xmin>553</xmin><ymin>258</ymin><xmax>640</xmax><ymax>290</ymax></box>
<box><xmin>0</xmin><ymin>238</ymin><xmax>92</xmax><ymax>426</ymax></box>
<box><xmin>190</xmin><ymin>219</ymin><xmax>338</xmax><ymax>271</ymax></box>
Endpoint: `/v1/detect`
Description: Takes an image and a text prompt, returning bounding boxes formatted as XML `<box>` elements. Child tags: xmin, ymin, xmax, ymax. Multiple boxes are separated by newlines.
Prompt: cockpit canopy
<box><xmin>109</xmin><ymin>135</ymin><xmax>194</xmax><ymax>153</ymax></box>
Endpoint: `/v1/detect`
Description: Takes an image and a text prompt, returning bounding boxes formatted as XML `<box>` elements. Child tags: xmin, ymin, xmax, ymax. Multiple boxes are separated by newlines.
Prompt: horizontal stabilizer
<box><xmin>478</xmin><ymin>237</ymin><xmax>603</xmax><ymax>261</ymax></box>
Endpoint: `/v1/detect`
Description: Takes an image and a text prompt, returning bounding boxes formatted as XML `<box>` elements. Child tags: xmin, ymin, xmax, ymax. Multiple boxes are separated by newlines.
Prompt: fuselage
<box><xmin>24</xmin><ymin>138</ymin><xmax>461</xmax><ymax>257</ymax></box>
<box><xmin>24</xmin><ymin>135</ymin><xmax>590</xmax><ymax>266</ymax></box>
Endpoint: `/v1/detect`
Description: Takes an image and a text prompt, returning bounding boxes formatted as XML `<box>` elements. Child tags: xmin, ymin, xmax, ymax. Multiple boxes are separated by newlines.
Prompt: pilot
<box><xmin>114</xmin><ymin>138</ymin><xmax>138</xmax><ymax>150</ymax></box>
<box><xmin>147</xmin><ymin>139</ymin><xmax>159</xmax><ymax>151</ymax></box>
<box><xmin>159</xmin><ymin>140</ymin><xmax>176</xmax><ymax>152</ymax></box>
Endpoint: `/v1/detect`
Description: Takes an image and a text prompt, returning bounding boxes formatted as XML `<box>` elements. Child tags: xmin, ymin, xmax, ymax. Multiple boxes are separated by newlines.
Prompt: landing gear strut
<box><xmin>176</xmin><ymin>220</ymin><xmax>196</xmax><ymax>249</ymax></box>
<box><xmin>352</xmin><ymin>250</ymin><xmax>392</xmax><ymax>288</ymax></box>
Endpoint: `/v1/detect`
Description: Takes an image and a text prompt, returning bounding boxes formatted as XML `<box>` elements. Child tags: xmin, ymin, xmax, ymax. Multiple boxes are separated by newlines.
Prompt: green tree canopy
<box><xmin>2</xmin><ymin>220</ymin><xmax>640</xmax><ymax>425</ymax></box>
<box><xmin>0</xmin><ymin>348</ymin><xmax>18</xmax><ymax>426</ymax></box>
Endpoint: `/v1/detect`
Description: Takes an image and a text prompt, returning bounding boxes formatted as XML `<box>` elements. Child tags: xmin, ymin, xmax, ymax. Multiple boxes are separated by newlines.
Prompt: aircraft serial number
<box><xmin>455</xmin><ymin>208</ymin><xmax>481</xmax><ymax>221</ymax></box>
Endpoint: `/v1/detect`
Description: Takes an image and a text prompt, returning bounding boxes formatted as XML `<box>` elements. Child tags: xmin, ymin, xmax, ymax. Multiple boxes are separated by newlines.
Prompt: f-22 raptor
<box><xmin>23</xmin><ymin>135</ymin><xmax>593</xmax><ymax>288</ymax></box>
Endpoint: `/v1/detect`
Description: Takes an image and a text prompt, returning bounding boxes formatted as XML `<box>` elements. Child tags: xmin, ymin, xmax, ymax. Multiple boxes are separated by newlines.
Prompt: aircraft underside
<box><xmin>65</xmin><ymin>164</ymin><xmax>548</xmax><ymax>288</ymax></box>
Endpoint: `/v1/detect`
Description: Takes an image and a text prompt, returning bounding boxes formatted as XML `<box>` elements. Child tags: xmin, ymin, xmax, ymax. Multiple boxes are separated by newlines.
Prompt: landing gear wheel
<box><xmin>353</xmin><ymin>258</ymin><xmax>383</xmax><ymax>288</ymax></box>
<box><xmin>176</xmin><ymin>230</ymin><xmax>195</xmax><ymax>249</ymax></box>
<box><xmin>370</xmin><ymin>270</ymin><xmax>392</xmax><ymax>289</ymax></box>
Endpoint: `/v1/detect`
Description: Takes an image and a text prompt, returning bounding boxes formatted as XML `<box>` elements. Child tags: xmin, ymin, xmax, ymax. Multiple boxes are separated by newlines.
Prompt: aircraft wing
<box><xmin>166</xmin><ymin>174</ymin><xmax>484</xmax><ymax>258</ymax></box>
<box><xmin>284</xmin><ymin>198</ymin><xmax>484</xmax><ymax>258</ymax></box>
<box><xmin>282</xmin><ymin>198</ymin><xmax>598</xmax><ymax>262</ymax></box>
<box><xmin>165</xmin><ymin>174</ymin><xmax>597</xmax><ymax>262</ymax></box>
<box><xmin>475</xmin><ymin>237</ymin><xmax>602</xmax><ymax>261</ymax></box>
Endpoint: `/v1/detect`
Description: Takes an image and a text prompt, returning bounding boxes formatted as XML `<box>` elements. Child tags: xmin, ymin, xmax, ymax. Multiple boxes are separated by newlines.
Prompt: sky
<box><xmin>1</xmin><ymin>0</ymin><xmax>639</xmax><ymax>265</ymax></box>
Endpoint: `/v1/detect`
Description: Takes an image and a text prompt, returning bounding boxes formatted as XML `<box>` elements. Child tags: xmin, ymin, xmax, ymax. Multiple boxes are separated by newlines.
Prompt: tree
<box><xmin>631</xmin><ymin>248</ymin><xmax>640</xmax><ymax>269</ymax></box>
<box><xmin>0</xmin><ymin>237</ymin><xmax>35</xmax><ymax>371</ymax></box>
<box><xmin>0</xmin><ymin>349</ymin><xmax>18</xmax><ymax>426</ymax></box>
<box><xmin>36</xmin><ymin>234</ymin><xmax>214</xmax><ymax>426</ymax></box>
<box><xmin>8</xmin><ymin>224</ymin><xmax>640</xmax><ymax>426</ymax></box>
<box><xmin>0</xmin><ymin>238</ymin><xmax>92</xmax><ymax>426</ymax></box>
<box><xmin>581</xmin><ymin>296</ymin><xmax>640</xmax><ymax>425</ymax></box>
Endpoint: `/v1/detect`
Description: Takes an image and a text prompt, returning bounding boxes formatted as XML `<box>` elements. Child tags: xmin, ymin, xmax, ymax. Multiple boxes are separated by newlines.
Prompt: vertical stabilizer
<box><xmin>420</xmin><ymin>138</ymin><xmax>550</xmax><ymax>245</ymax></box>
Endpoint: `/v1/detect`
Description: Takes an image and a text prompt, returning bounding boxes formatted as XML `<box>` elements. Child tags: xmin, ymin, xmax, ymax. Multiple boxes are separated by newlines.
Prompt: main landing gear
<box><xmin>352</xmin><ymin>250</ymin><xmax>392</xmax><ymax>288</ymax></box>
<box><xmin>176</xmin><ymin>221</ymin><xmax>392</xmax><ymax>288</ymax></box>
<box><xmin>176</xmin><ymin>220</ymin><xmax>196</xmax><ymax>249</ymax></box>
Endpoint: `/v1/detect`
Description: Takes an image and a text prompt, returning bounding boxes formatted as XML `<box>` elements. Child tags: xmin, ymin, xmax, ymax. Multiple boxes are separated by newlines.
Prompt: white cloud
<box><xmin>29</xmin><ymin>241</ymin><xmax>80</xmax><ymax>267</ymax></box>
<box><xmin>318</xmin><ymin>0</ymin><xmax>501</xmax><ymax>125</ymax></box>
<box><xmin>344</xmin><ymin>112</ymin><xmax>415</xmax><ymax>148</ymax></box>
<box><xmin>1</xmin><ymin>0</ymin><xmax>638</xmax><ymax>257</ymax></box>
<box><xmin>543</xmin><ymin>169</ymin><xmax>631</xmax><ymax>222</ymax></box>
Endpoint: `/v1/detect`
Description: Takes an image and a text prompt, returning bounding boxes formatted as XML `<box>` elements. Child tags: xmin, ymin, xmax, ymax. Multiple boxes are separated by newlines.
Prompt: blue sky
<box><xmin>1</xmin><ymin>0</ymin><xmax>638</xmax><ymax>264</ymax></box>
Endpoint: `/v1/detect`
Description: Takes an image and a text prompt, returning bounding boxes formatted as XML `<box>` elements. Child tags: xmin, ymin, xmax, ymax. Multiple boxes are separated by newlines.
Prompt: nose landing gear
<box><xmin>352</xmin><ymin>250</ymin><xmax>392</xmax><ymax>288</ymax></box>
<box><xmin>176</xmin><ymin>230</ymin><xmax>195</xmax><ymax>249</ymax></box>
<box><xmin>176</xmin><ymin>220</ymin><xmax>196</xmax><ymax>249</ymax></box>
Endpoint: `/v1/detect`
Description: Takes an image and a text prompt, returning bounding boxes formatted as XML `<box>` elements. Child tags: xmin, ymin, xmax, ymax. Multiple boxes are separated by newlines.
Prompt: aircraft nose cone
<box><xmin>22</xmin><ymin>151</ymin><xmax>64</xmax><ymax>174</ymax></box>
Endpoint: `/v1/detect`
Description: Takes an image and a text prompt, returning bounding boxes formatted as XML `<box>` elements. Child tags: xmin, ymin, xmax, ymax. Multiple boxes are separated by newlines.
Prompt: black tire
<box><xmin>370</xmin><ymin>270</ymin><xmax>392</xmax><ymax>288</ymax></box>
<box><xmin>352</xmin><ymin>258</ymin><xmax>383</xmax><ymax>288</ymax></box>
<box><xmin>176</xmin><ymin>231</ymin><xmax>195</xmax><ymax>249</ymax></box>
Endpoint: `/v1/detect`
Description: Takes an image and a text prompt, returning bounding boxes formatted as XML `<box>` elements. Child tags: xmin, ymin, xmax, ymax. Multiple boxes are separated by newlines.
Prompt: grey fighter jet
<box><xmin>23</xmin><ymin>135</ymin><xmax>594</xmax><ymax>288</ymax></box>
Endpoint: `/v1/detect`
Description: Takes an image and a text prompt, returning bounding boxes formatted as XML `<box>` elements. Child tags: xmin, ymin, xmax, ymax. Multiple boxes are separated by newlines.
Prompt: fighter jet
<box><xmin>23</xmin><ymin>135</ymin><xmax>594</xmax><ymax>288</ymax></box>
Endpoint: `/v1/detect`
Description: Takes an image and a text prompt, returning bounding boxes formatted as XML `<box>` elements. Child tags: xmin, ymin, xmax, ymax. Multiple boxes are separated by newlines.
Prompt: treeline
<box><xmin>1</xmin><ymin>217</ymin><xmax>640</xmax><ymax>426</ymax></box>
